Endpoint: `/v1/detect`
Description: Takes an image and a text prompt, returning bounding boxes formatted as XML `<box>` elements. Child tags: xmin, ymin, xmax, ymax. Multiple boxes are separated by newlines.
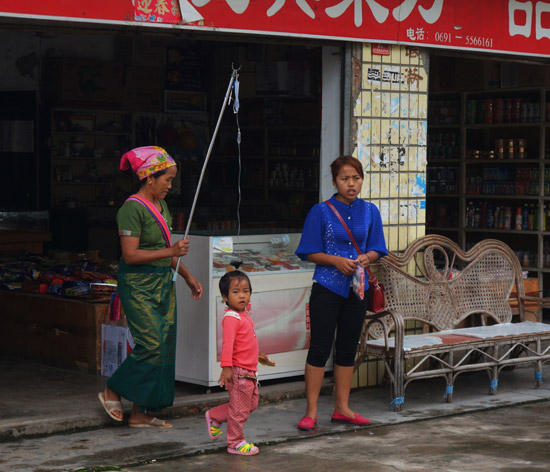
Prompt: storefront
<box><xmin>1</xmin><ymin>1</ymin><xmax>549</xmax><ymax>386</ymax></box>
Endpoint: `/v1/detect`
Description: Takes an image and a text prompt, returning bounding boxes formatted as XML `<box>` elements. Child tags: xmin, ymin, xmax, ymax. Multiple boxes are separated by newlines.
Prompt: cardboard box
<box><xmin>0</xmin><ymin>291</ymin><xmax>109</xmax><ymax>374</ymax></box>
<box><xmin>100</xmin><ymin>324</ymin><xmax>135</xmax><ymax>377</ymax></box>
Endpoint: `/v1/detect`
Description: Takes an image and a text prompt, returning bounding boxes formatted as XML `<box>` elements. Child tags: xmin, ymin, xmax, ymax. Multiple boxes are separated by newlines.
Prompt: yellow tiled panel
<box><xmin>371</xmin><ymin>93</ymin><xmax>382</xmax><ymax>117</ymax></box>
<box><xmin>358</xmin><ymin>144</ymin><xmax>371</xmax><ymax>173</ymax></box>
<box><xmin>418</xmin><ymin>67</ymin><xmax>428</xmax><ymax>92</ymax></box>
<box><xmin>410</xmin><ymin>46</ymin><xmax>422</xmax><ymax>66</ymax></box>
<box><xmin>371</xmin><ymin>170</ymin><xmax>381</xmax><ymax>197</ymax></box>
<box><xmin>388</xmin><ymin>172</ymin><xmax>399</xmax><ymax>198</ymax></box>
<box><xmin>368</xmin><ymin>64</ymin><xmax>382</xmax><ymax>91</ymax></box>
<box><xmin>363</xmin><ymin>43</ymin><xmax>372</xmax><ymax>62</ymax></box>
<box><xmin>361</xmin><ymin>91</ymin><xmax>372</xmax><ymax>117</ymax></box>
<box><xmin>371</xmin><ymin>120</ymin><xmax>381</xmax><ymax>144</ymax></box>
<box><xmin>419</xmin><ymin>120</ymin><xmax>427</xmax><ymax>146</ymax></box>
<box><xmin>382</xmin><ymin>224</ymin><xmax>390</xmax><ymax>243</ymax></box>
<box><xmin>388</xmin><ymin>226</ymin><xmax>399</xmax><ymax>252</ymax></box>
<box><xmin>417</xmin><ymin>203</ymin><xmax>426</xmax><ymax>225</ymax></box>
<box><xmin>381</xmin><ymin>92</ymin><xmax>391</xmax><ymax>116</ymax></box>
<box><xmin>409</xmin><ymin>94</ymin><xmax>419</xmax><ymax>118</ymax></box>
<box><xmin>375</xmin><ymin>145</ymin><xmax>386</xmax><ymax>171</ymax></box>
<box><xmin>380</xmin><ymin>119</ymin><xmax>390</xmax><ymax>144</ymax></box>
<box><xmin>399</xmin><ymin>93</ymin><xmax>409</xmax><ymax>118</ymax></box>
<box><xmin>381</xmin><ymin>203</ymin><xmax>391</xmax><ymax>227</ymax></box>
<box><xmin>389</xmin><ymin>199</ymin><xmax>400</xmax><ymax>226</ymax></box>
<box><xmin>419</xmin><ymin>93</ymin><xmax>428</xmax><ymax>119</ymax></box>
<box><xmin>391</xmin><ymin>44</ymin><xmax>402</xmax><ymax>63</ymax></box>
<box><xmin>354</xmin><ymin>94</ymin><xmax>362</xmax><ymax>118</ymax></box>
<box><xmin>381</xmin><ymin>66</ymin><xmax>392</xmax><ymax>91</ymax></box>
<box><xmin>401</xmin><ymin>45</ymin><xmax>411</xmax><ymax>65</ymax></box>
<box><xmin>380</xmin><ymin>173</ymin><xmax>391</xmax><ymax>199</ymax></box>
<box><xmin>381</xmin><ymin>48</ymin><xmax>392</xmax><ymax>65</ymax></box>
<box><xmin>407</xmin><ymin>121</ymin><xmax>418</xmax><ymax>145</ymax></box>
<box><xmin>419</xmin><ymin>146</ymin><xmax>428</xmax><ymax>170</ymax></box>
<box><xmin>417</xmin><ymin>224</ymin><xmax>426</xmax><ymax>238</ymax></box>
<box><xmin>408</xmin><ymin>224</ymin><xmax>419</xmax><ymax>242</ymax></box>
<box><xmin>405</xmin><ymin>147</ymin><xmax>418</xmax><ymax>171</ymax></box>
<box><xmin>358</xmin><ymin>120</ymin><xmax>372</xmax><ymax>146</ymax></box>
<box><xmin>398</xmin><ymin>173</ymin><xmax>410</xmax><ymax>196</ymax></box>
<box><xmin>390</xmin><ymin>93</ymin><xmax>400</xmax><ymax>118</ymax></box>
<box><xmin>398</xmin><ymin>227</ymin><xmax>409</xmax><ymax>251</ymax></box>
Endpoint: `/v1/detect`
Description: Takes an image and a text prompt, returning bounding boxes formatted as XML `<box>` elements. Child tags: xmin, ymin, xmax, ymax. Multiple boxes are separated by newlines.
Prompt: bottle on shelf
<box><xmin>466</xmin><ymin>201</ymin><xmax>474</xmax><ymax>228</ymax></box>
<box><xmin>486</xmin><ymin>204</ymin><xmax>494</xmax><ymax>229</ymax></box>
<box><xmin>515</xmin><ymin>206</ymin><xmax>523</xmax><ymax>230</ymax></box>
<box><xmin>504</xmin><ymin>206</ymin><xmax>512</xmax><ymax>230</ymax></box>
<box><xmin>522</xmin><ymin>204</ymin><xmax>529</xmax><ymax>230</ymax></box>
<box><xmin>473</xmin><ymin>204</ymin><xmax>481</xmax><ymax>229</ymax></box>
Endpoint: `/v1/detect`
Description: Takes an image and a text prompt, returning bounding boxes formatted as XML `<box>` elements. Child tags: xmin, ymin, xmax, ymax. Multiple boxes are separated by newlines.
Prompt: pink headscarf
<box><xmin>120</xmin><ymin>146</ymin><xmax>176</xmax><ymax>180</ymax></box>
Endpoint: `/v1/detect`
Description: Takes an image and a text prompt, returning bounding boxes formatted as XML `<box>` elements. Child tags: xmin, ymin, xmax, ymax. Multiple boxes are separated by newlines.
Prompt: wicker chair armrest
<box><xmin>363</xmin><ymin>309</ymin><xmax>405</xmax><ymax>353</ymax></box>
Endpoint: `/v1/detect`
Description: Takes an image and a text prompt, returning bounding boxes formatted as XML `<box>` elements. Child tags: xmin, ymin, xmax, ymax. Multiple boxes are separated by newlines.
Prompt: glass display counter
<box><xmin>172</xmin><ymin>232</ymin><xmax>317</xmax><ymax>387</ymax></box>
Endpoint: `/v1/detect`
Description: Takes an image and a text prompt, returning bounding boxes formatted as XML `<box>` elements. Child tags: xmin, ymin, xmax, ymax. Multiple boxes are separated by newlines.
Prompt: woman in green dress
<box><xmin>98</xmin><ymin>146</ymin><xmax>203</xmax><ymax>428</ymax></box>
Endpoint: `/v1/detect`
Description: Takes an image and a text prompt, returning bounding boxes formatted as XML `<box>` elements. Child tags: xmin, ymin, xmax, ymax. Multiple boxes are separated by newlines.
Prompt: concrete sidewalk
<box><xmin>1</xmin><ymin>355</ymin><xmax>550</xmax><ymax>471</ymax></box>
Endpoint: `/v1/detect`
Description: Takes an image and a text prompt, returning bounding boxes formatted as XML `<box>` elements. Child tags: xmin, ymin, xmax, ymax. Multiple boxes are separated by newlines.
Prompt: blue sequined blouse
<box><xmin>296</xmin><ymin>195</ymin><xmax>388</xmax><ymax>297</ymax></box>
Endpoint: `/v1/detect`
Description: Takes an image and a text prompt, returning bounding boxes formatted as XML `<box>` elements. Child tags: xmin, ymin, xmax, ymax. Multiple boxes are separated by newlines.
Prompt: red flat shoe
<box><xmin>331</xmin><ymin>410</ymin><xmax>371</xmax><ymax>425</ymax></box>
<box><xmin>297</xmin><ymin>416</ymin><xmax>318</xmax><ymax>431</ymax></box>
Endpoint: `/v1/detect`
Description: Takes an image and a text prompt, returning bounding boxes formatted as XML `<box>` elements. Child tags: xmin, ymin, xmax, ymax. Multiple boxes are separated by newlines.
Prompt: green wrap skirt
<box><xmin>107</xmin><ymin>261</ymin><xmax>176</xmax><ymax>413</ymax></box>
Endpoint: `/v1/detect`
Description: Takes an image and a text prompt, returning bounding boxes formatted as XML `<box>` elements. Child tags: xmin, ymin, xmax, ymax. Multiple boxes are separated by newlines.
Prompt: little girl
<box><xmin>205</xmin><ymin>270</ymin><xmax>259</xmax><ymax>456</ymax></box>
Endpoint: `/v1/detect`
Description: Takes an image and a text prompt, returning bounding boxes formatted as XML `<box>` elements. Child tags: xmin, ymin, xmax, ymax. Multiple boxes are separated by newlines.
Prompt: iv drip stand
<box><xmin>173</xmin><ymin>66</ymin><xmax>239</xmax><ymax>281</ymax></box>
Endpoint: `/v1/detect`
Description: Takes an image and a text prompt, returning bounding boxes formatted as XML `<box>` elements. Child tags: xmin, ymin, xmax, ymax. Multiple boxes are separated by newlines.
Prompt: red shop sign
<box><xmin>0</xmin><ymin>0</ymin><xmax>549</xmax><ymax>58</ymax></box>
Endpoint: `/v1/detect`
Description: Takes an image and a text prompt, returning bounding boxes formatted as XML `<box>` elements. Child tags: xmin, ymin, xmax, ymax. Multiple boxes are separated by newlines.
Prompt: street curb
<box><xmin>0</xmin><ymin>381</ymin><xmax>333</xmax><ymax>442</ymax></box>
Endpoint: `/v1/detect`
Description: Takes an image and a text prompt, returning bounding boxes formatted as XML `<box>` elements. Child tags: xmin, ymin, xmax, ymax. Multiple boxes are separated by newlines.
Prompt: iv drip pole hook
<box><xmin>173</xmin><ymin>65</ymin><xmax>240</xmax><ymax>281</ymax></box>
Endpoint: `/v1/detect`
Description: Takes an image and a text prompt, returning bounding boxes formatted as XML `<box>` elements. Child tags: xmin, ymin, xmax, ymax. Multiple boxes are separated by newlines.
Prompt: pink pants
<box><xmin>207</xmin><ymin>366</ymin><xmax>259</xmax><ymax>448</ymax></box>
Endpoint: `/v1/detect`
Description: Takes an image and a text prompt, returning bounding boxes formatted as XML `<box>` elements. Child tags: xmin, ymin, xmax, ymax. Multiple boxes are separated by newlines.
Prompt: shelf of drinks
<box><xmin>426</xmin><ymin>194</ymin><xmax>459</xmax><ymax>198</ymax></box>
<box><xmin>464</xmin><ymin>159</ymin><xmax>541</xmax><ymax>165</ymax></box>
<box><xmin>427</xmin><ymin>159</ymin><xmax>460</xmax><ymax>164</ymax></box>
<box><xmin>464</xmin><ymin>123</ymin><xmax>541</xmax><ymax>129</ymax></box>
<box><xmin>464</xmin><ymin>194</ymin><xmax>540</xmax><ymax>200</ymax></box>
<box><xmin>464</xmin><ymin>228</ymin><xmax>539</xmax><ymax>235</ymax></box>
<box><xmin>428</xmin><ymin>124</ymin><xmax>460</xmax><ymax>129</ymax></box>
<box><xmin>425</xmin><ymin>226</ymin><xmax>459</xmax><ymax>232</ymax></box>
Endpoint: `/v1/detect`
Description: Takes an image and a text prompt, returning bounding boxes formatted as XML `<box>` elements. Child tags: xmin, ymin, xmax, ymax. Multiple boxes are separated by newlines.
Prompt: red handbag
<box><xmin>326</xmin><ymin>201</ymin><xmax>386</xmax><ymax>313</ymax></box>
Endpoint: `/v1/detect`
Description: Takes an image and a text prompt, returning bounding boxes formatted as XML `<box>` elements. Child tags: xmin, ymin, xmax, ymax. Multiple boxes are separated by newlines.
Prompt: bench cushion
<box><xmin>365</xmin><ymin>322</ymin><xmax>550</xmax><ymax>352</ymax></box>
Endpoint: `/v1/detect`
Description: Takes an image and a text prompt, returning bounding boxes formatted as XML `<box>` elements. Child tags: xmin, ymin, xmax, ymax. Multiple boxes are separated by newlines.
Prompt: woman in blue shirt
<box><xmin>295</xmin><ymin>155</ymin><xmax>387</xmax><ymax>430</ymax></box>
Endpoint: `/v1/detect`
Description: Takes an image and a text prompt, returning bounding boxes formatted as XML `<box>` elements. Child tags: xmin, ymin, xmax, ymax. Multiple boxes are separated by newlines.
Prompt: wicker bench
<box><xmin>356</xmin><ymin>235</ymin><xmax>550</xmax><ymax>411</ymax></box>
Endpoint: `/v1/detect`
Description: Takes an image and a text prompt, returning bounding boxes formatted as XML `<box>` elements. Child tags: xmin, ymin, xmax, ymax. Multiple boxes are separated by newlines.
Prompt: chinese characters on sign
<box><xmin>135</xmin><ymin>0</ymin><xmax>181</xmax><ymax>23</ymax></box>
<box><xmin>3</xmin><ymin>0</ymin><xmax>550</xmax><ymax>57</ymax></box>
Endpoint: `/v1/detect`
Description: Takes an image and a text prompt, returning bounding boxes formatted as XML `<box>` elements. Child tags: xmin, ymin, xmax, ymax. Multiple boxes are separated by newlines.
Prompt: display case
<box><xmin>172</xmin><ymin>232</ymin><xmax>317</xmax><ymax>387</ymax></box>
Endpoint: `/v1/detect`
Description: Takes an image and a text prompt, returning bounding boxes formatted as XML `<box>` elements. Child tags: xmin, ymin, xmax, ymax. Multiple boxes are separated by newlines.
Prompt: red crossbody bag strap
<box><xmin>325</xmin><ymin>200</ymin><xmax>377</xmax><ymax>282</ymax></box>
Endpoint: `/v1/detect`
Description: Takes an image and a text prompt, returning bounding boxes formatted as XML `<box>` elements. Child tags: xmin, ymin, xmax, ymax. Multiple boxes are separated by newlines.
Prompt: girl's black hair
<box><xmin>219</xmin><ymin>270</ymin><xmax>252</xmax><ymax>298</ymax></box>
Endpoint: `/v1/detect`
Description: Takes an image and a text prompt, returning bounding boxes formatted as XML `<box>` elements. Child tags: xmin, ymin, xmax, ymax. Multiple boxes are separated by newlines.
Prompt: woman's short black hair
<box><xmin>219</xmin><ymin>270</ymin><xmax>252</xmax><ymax>298</ymax></box>
<box><xmin>139</xmin><ymin>168</ymin><xmax>169</xmax><ymax>188</ymax></box>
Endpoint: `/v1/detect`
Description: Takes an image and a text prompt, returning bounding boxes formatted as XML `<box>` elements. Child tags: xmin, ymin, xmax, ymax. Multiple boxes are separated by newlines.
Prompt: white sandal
<box><xmin>98</xmin><ymin>391</ymin><xmax>123</xmax><ymax>422</ymax></box>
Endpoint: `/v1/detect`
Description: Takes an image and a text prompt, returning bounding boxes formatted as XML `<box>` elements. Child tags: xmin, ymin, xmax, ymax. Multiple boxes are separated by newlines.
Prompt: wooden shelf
<box><xmin>427</xmin><ymin>77</ymin><xmax>550</xmax><ymax>294</ymax></box>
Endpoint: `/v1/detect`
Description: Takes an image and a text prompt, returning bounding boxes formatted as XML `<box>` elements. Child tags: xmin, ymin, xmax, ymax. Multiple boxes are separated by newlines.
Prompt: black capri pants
<box><xmin>306</xmin><ymin>282</ymin><xmax>369</xmax><ymax>368</ymax></box>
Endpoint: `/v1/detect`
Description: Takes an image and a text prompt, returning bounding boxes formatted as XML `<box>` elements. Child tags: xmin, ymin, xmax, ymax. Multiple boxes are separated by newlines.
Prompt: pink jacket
<box><xmin>220</xmin><ymin>310</ymin><xmax>259</xmax><ymax>372</ymax></box>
